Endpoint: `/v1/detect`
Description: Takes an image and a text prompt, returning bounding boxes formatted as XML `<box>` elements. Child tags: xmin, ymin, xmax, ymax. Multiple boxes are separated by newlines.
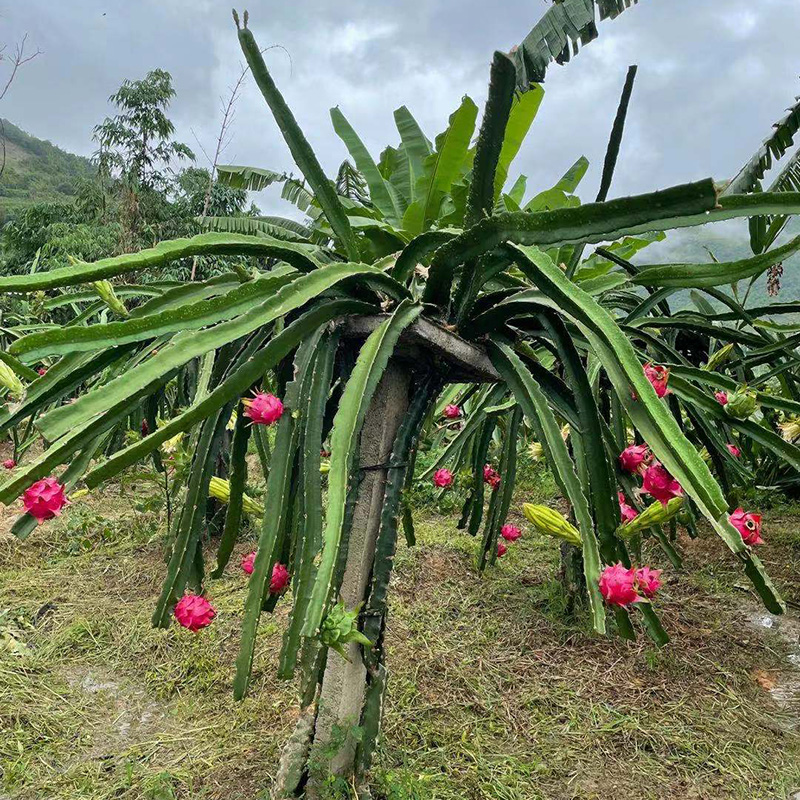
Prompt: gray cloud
<box><xmin>3</xmin><ymin>0</ymin><xmax>800</xmax><ymax>218</ymax></box>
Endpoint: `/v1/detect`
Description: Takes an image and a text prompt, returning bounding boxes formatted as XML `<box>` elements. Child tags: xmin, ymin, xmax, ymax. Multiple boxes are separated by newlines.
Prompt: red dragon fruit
<box><xmin>483</xmin><ymin>464</ymin><xmax>502</xmax><ymax>491</ymax></box>
<box><xmin>241</xmin><ymin>551</ymin><xmax>256</xmax><ymax>575</ymax></box>
<box><xmin>726</xmin><ymin>443</ymin><xmax>742</xmax><ymax>458</ymax></box>
<box><xmin>729</xmin><ymin>508</ymin><xmax>764</xmax><ymax>546</ymax></box>
<box><xmin>635</xmin><ymin>566</ymin><xmax>662</xmax><ymax>599</ymax></box>
<box><xmin>497</xmin><ymin>542</ymin><xmax>507</xmax><ymax>558</ymax></box>
<box><xmin>443</xmin><ymin>404</ymin><xmax>461</xmax><ymax>419</ymax></box>
<box><xmin>22</xmin><ymin>477</ymin><xmax>68</xmax><ymax>523</ymax></box>
<box><xmin>643</xmin><ymin>363</ymin><xmax>670</xmax><ymax>398</ymax></box>
<box><xmin>3</xmin><ymin>458</ymin><xmax>16</xmax><ymax>470</ymax></box>
<box><xmin>174</xmin><ymin>594</ymin><xmax>216</xmax><ymax>631</ymax></box>
<box><xmin>500</xmin><ymin>524</ymin><xmax>522</xmax><ymax>542</ymax></box>
<box><xmin>599</xmin><ymin>563</ymin><xmax>642</xmax><ymax>607</ymax></box>
<box><xmin>642</xmin><ymin>463</ymin><xmax>683</xmax><ymax>506</ymax></box>
<box><xmin>618</xmin><ymin>492</ymin><xmax>638</xmax><ymax>524</ymax></box>
<box><xmin>715</xmin><ymin>391</ymin><xmax>729</xmax><ymax>405</ymax></box>
<box><xmin>619</xmin><ymin>444</ymin><xmax>652</xmax><ymax>475</ymax></box>
<box><xmin>37</xmin><ymin>367</ymin><xmax>47</xmax><ymax>377</ymax></box>
<box><xmin>269</xmin><ymin>563</ymin><xmax>291</xmax><ymax>594</ymax></box>
<box><xmin>433</xmin><ymin>468</ymin><xmax>453</xmax><ymax>488</ymax></box>
<box><xmin>243</xmin><ymin>392</ymin><xmax>284</xmax><ymax>425</ymax></box>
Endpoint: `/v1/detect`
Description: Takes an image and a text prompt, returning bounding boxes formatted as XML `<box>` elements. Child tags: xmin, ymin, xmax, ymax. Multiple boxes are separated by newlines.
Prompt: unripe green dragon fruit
<box><xmin>704</xmin><ymin>343</ymin><xmax>735</xmax><ymax>371</ymax></box>
<box><xmin>208</xmin><ymin>476</ymin><xmax>264</xmax><ymax>516</ymax></box>
<box><xmin>91</xmin><ymin>280</ymin><xmax>130</xmax><ymax>318</ymax></box>
<box><xmin>522</xmin><ymin>503</ymin><xmax>581</xmax><ymax>546</ymax></box>
<box><xmin>320</xmin><ymin>601</ymin><xmax>373</xmax><ymax>661</ymax></box>
<box><xmin>617</xmin><ymin>496</ymin><xmax>684</xmax><ymax>537</ymax></box>
<box><xmin>725</xmin><ymin>387</ymin><xmax>759</xmax><ymax>419</ymax></box>
<box><xmin>0</xmin><ymin>361</ymin><xmax>25</xmax><ymax>399</ymax></box>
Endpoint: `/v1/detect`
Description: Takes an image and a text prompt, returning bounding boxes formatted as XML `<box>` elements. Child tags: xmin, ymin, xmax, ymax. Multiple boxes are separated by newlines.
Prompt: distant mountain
<box><xmin>0</xmin><ymin>119</ymin><xmax>95</xmax><ymax>222</ymax></box>
<box><xmin>632</xmin><ymin>216</ymin><xmax>800</xmax><ymax>310</ymax></box>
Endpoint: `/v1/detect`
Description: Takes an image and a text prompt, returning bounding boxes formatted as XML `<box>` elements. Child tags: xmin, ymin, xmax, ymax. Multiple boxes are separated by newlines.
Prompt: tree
<box><xmin>0</xmin><ymin>32</ymin><xmax>41</xmax><ymax>180</ymax></box>
<box><xmin>2</xmin><ymin>4</ymin><xmax>800</xmax><ymax>796</ymax></box>
<box><xmin>93</xmin><ymin>69</ymin><xmax>194</xmax><ymax>191</ymax></box>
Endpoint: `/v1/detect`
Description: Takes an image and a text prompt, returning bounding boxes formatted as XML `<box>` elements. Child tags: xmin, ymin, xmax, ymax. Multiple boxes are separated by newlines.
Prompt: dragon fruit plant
<box><xmin>2</xmin><ymin>2</ymin><xmax>800</xmax><ymax>792</ymax></box>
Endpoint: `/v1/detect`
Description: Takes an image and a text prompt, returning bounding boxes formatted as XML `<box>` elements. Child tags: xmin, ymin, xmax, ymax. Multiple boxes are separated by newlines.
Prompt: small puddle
<box><xmin>745</xmin><ymin>610</ymin><xmax>800</xmax><ymax>732</ymax></box>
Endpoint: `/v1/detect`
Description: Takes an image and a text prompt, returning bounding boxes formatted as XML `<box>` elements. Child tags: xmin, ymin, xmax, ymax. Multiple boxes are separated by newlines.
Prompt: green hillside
<box><xmin>0</xmin><ymin>119</ymin><xmax>95</xmax><ymax>222</ymax></box>
<box><xmin>634</xmin><ymin>217</ymin><xmax>800</xmax><ymax>309</ymax></box>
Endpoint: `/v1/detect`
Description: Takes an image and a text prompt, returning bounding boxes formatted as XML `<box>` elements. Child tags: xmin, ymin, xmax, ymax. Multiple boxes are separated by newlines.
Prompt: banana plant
<box><xmin>3</xmin><ymin>6</ymin><xmax>800</xmax><ymax>794</ymax></box>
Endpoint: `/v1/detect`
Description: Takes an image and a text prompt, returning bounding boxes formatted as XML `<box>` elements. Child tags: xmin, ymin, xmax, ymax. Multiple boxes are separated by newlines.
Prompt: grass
<box><xmin>0</xmin><ymin>476</ymin><xmax>799</xmax><ymax>799</ymax></box>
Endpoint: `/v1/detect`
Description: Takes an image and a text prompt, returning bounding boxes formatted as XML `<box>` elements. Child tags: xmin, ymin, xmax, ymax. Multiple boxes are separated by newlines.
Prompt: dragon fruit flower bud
<box><xmin>3</xmin><ymin>458</ymin><xmax>16</xmax><ymax>470</ymax></box>
<box><xmin>0</xmin><ymin>361</ymin><xmax>25</xmax><ymax>399</ymax></box>
<box><xmin>497</xmin><ymin>542</ymin><xmax>507</xmax><ymax>558</ymax></box>
<box><xmin>174</xmin><ymin>594</ymin><xmax>216</xmax><ymax>632</ymax></box>
<box><xmin>599</xmin><ymin>563</ymin><xmax>642</xmax><ymax>607</ymax></box>
<box><xmin>443</xmin><ymin>404</ymin><xmax>461</xmax><ymax>419</ymax></box>
<box><xmin>642</xmin><ymin>463</ymin><xmax>683</xmax><ymax>506</ymax></box>
<box><xmin>618</xmin><ymin>496</ymin><xmax>683</xmax><ymax>537</ymax></box>
<box><xmin>618</xmin><ymin>492</ymin><xmax>638</xmax><ymax>524</ymax></box>
<box><xmin>705</xmin><ymin>343</ymin><xmax>735</xmax><ymax>371</ymax></box>
<box><xmin>243</xmin><ymin>392</ymin><xmax>284</xmax><ymax>426</ymax></box>
<box><xmin>726</xmin><ymin>443</ymin><xmax>741</xmax><ymax>458</ymax></box>
<box><xmin>208</xmin><ymin>476</ymin><xmax>264</xmax><ymax>516</ymax></box>
<box><xmin>715</xmin><ymin>391</ymin><xmax>728</xmax><ymax>405</ymax></box>
<box><xmin>500</xmin><ymin>524</ymin><xmax>522</xmax><ymax>542</ymax></box>
<box><xmin>529</xmin><ymin>441</ymin><xmax>544</xmax><ymax>461</ymax></box>
<box><xmin>643</xmin><ymin>363</ymin><xmax>670</xmax><ymax>398</ymax></box>
<box><xmin>725</xmin><ymin>387</ymin><xmax>759</xmax><ymax>420</ymax></box>
<box><xmin>22</xmin><ymin>477</ymin><xmax>68</xmax><ymax>523</ymax></box>
<box><xmin>635</xmin><ymin>566</ymin><xmax>662</xmax><ymax>599</ymax></box>
<box><xmin>433</xmin><ymin>468</ymin><xmax>453</xmax><ymax>488</ymax></box>
<box><xmin>269</xmin><ymin>563</ymin><xmax>291</xmax><ymax>594</ymax></box>
<box><xmin>241</xmin><ymin>551</ymin><xmax>256</xmax><ymax>575</ymax></box>
<box><xmin>522</xmin><ymin>503</ymin><xmax>582</xmax><ymax>546</ymax></box>
<box><xmin>91</xmin><ymin>280</ymin><xmax>129</xmax><ymax>317</ymax></box>
<box><xmin>619</xmin><ymin>444</ymin><xmax>652</xmax><ymax>475</ymax></box>
<box><xmin>729</xmin><ymin>508</ymin><xmax>764</xmax><ymax>546</ymax></box>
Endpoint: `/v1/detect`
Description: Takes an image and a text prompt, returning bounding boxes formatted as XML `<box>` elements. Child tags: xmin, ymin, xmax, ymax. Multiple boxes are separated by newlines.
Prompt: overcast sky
<box><xmin>2</xmin><ymin>0</ymin><xmax>800</xmax><ymax>219</ymax></box>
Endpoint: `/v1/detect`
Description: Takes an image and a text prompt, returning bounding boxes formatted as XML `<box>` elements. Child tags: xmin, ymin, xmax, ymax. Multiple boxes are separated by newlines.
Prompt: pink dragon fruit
<box><xmin>715</xmin><ymin>391</ymin><xmax>729</xmax><ymax>405</ymax></box>
<box><xmin>500</xmin><ymin>524</ymin><xmax>522</xmax><ymax>542</ymax></box>
<box><xmin>483</xmin><ymin>464</ymin><xmax>501</xmax><ymax>491</ymax></box>
<box><xmin>22</xmin><ymin>477</ymin><xmax>68</xmax><ymax>523</ymax></box>
<box><xmin>618</xmin><ymin>492</ymin><xmax>639</xmax><ymax>524</ymax></box>
<box><xmin>729</xmin><ymin>508</ymin><xmax>764</xmax><ymax>546</ymax></box>
<box><xmin>243</xmin><ymin>392</ymin><xmax>284</xmax><ymax>425</ymax></box>
<box><xmin>497</xmin><ymin>542</ymin><xmax>507</xmax><ymax>558</ymax></box>
<box><xmin>269</xmin><ymin>563</ymin><xmax>291</xmax><ymax>594</ymax></box>
<box><xmin>174</xmin><ymin>594</ymin><xmax>216</xmax><ymax>632</ymax></box>
<box><xmin>241</xmin><ymin>551</ymin><xmax>256</xmax><ymax>575</ymax></box>
<box><xmin>3</xmin><ymin>458</ymin><xmax>16</xmax><ymax>470</ymax></box>
<box><xmin>635</xmin><ymin>566</ymin><xmax>662</xmax><ymax>599</ymax></box>
<box><xmin>619</xmin><ymin>444</ymin><xmax>652</xmax><ymax>475</ymax></box>
<box><xmin>642</xmin><ymin>463</ymin><xmax>683</xmax><ymax>506</ymax></box>
<box><xmin>643</xmin><ymin>363</ymin><xmax>670</xmax><ymax>398</ymax></box>
<box><xmin>726</xmin><ymin>443</ymin><xmax>742</xmax><ymax>458</ymax></box>
<box><xmin>433</xmin><ymin>468</ymin><xmax>453</xmax><ymax>488</ymax></box>
<box><xmin>443</xmin><ymin>404</ymin><xmax>461</xmax><ymax>419</ymax></box>
<box><xmin>599</xmin><ymin>563</ymin><xmax>642</xmax><ymax>607</ymax></box>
